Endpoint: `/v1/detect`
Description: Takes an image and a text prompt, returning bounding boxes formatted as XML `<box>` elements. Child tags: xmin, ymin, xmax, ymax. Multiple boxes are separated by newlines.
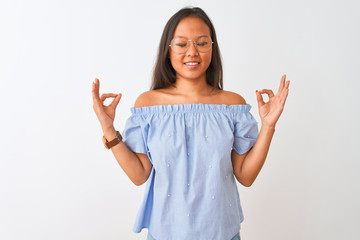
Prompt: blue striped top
<box><xmin>121</xmin><ymin>103</ymin><xmax>259</xmax><ymax>240</ymax></box>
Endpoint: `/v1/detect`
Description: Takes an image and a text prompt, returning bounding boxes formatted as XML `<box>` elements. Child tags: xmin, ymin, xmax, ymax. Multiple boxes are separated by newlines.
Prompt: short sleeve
<box><xmin>121</xmin><ymin>114</ymin><xmax>148</xmax><ymax>154</ymax></box>
<box><xmin>232</xmin><ymin>110</ymin><xmax>259</xmax><ymax>155</ymax></box>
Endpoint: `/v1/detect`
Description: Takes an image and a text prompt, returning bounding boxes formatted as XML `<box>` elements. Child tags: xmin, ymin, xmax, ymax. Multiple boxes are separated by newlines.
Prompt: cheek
<box><xmin>203</xmin><ymin>52</ymin><xmax>212</xmax><ymax>68</ymax></box>
<box><xmin>170</xmin><ymin>53</ymin><xmax>183</xmax><ymax>68</ymax></box>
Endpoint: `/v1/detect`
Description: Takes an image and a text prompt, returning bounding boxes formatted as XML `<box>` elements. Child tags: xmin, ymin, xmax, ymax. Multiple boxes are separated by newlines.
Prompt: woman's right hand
<box><xmin>92</xmin><ymin>78</ymin><xmax>122</xmax><ymax>132</ymax></box>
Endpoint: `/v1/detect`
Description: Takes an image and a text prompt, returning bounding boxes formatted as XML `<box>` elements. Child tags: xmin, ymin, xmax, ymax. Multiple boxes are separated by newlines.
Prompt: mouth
<box><xmin>184</xmin><ymin>62</ymin><xmax>200</xmax><ymax>66</ymax></box>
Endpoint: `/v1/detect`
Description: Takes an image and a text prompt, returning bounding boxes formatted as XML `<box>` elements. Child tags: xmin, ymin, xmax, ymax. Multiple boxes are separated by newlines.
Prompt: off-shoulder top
<box><xmin>121</xmin><ymin>103</ymin><xmax>259</xmax><ymax>240</ymax></box>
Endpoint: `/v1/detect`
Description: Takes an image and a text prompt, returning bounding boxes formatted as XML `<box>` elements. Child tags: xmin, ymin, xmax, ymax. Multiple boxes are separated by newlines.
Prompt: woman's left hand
<box><xmin>256</xmin><ymin>74</ymin><xmax>290</xmax><ymax>128</ymax></box>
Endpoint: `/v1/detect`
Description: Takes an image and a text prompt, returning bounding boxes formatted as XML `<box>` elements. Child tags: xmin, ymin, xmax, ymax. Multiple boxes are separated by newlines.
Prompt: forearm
<box><xmin>240</xmin><ymin>125</ymin><xmax>275</xmax><ymax>186</ymax></box>
<box><xmin>103</xmin><ymin>126</ymin><xmax>147</xmax><ymax>186</ymax></box>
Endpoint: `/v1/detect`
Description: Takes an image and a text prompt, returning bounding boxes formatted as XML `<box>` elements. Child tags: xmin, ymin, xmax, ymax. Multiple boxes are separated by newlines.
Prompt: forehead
<box><xmin>173</xmin><ymin>17</ymin><xmax>211</xmax><ymax>38</ymax></box>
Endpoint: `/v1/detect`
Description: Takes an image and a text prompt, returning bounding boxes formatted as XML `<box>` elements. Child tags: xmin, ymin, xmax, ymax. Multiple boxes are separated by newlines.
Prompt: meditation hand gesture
<box><xmin>92</xmin><ymin>78</ymin><xmax>122</xmax><ymax>132</ymax></box>
<box><xmin>256</xmin><ymin>74</ymin><xmax>290</xmax><ymax>128</ymax></box>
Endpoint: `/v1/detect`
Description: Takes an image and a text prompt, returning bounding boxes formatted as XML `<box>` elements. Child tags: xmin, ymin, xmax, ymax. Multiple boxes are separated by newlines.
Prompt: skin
<box><xmin>91</xmin><ymin>16</ymin><xmax>290</xmax><ymax>187</ymax></box>
<box><xmin>168</xmin><ymin>17</ymin><xmax>213</xmax><ymax>97</ymax></box>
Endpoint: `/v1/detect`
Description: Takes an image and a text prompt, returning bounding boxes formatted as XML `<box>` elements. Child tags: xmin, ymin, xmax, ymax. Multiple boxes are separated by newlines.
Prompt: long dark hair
<box><xmin>150</xmin><ymin>7</ymin><xmax>223</xmax><ymax>90</ymax></box>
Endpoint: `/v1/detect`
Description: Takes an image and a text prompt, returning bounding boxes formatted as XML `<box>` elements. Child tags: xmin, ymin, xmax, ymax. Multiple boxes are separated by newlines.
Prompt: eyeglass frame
<box><xmin>169</xmin><ymin>35</ymin><xmax>214</xmax><ymax>54</ymax></box>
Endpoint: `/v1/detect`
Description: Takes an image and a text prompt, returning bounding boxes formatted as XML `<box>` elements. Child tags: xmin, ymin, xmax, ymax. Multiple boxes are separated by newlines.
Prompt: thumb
<box><xmin>109</xmin><ymin>93</ymin><xmax>122</xmax><ymax>109</ymax></box>
<box><xmin>256</xmin><ymin>90</ymin><xmax>265</xmax><ymax>107</ymax></box>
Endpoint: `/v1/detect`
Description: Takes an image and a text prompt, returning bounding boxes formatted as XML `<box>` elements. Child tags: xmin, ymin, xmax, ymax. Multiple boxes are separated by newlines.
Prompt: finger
<box><xmin>280</xmin><ymin>81</ymin><xmax>290</xmax><ymax>103</ymax></box>
<box><xmin>285</xmin><ymin>79</ymin><xmax>290</xmax><ymax>89</ymax></box>
<box><xmin>92</xmin><ymin>78</ymin><xmax>101</xmax><ymax>101</ymax></box>
<box><xmin>100</xmin><ymin>93</ymin><xmax>118</xmax><ymax>102</ymax></box>
<box><xmin>258</xmin><ymin>89</ymin><xmax>275</xmax><ymax>98</ymax></box>
<box><xmin>277</xmin><ymin>77</ymin><xmax>289</xmax><ymax>96</ymax></box>
<box><xmin>256</xmin><ymin>90</ymin><xmax>265</xmax><ymax>107</ymax></box>
<box><xmin>278</xmin><ymin>79</ymin><xmax>290</xmax><ymax>97</ymax></box>
<box><xmin>277</xmin><ymin>74</ymin><xmax>286</xmax><ymax>93</ymax></box>
<box><xmin>280</xmin><ymin>88</ymin><xmax>289</xmax><ymax>105</ymax></box>
<box><xmin>109</xmin><ymin>93</ymin><xmax>122</xmax><ymax>109</ymax></box>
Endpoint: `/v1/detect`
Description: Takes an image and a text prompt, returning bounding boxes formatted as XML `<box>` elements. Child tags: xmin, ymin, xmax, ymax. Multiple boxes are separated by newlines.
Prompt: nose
<box><xmin>186</xmin><ymin>40</ymin><xmax>198</xmax><ymax>56</ymax></box>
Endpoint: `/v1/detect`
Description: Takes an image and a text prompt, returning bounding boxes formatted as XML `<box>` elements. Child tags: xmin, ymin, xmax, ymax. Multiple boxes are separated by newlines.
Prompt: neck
<box><xmin>172</xmin><ymin>76</ymin><xmax>215</xmax><ymax>97</ymax></box>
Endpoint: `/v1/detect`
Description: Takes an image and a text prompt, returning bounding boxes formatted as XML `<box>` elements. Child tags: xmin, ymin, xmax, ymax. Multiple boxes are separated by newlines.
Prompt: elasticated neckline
<box><xmin>130</xmin><ymin>103</ymin><xmax>252</xmax><ymax>115</ymax></box>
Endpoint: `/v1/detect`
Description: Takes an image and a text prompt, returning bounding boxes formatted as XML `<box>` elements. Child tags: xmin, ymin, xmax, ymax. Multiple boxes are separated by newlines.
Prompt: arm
<box><xmin>232</xmin><ymin>74</ymin><xmax>290</xmax><ymax>187</ymax></box>
<box><xmin>103</xmin><ymin>127</ymin><xmax>152</xmax><ymax>186</ymax></box>
<box><xmin>231</xmin><ymin>126</ymin><xmax>274</xmax><ymax>187</ymax></box>
<box><xmin>92</xmin><ymin>78</ymin><xmax>152</xmax><ymax>186</ymax></box>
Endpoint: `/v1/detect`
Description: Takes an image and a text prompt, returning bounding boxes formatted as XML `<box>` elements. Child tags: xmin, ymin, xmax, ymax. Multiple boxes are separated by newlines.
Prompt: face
<box><xmin>169</xmin><ymin>17</ymin><xmax>212</xmax><ymax>83</ymax></box>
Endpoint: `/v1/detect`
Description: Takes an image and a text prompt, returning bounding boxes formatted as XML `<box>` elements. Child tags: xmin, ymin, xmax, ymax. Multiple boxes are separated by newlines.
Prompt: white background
<box><xmin>1</xmin><ymin>0</ymin><xmax>359</xmax><ymax>239</ymax></box>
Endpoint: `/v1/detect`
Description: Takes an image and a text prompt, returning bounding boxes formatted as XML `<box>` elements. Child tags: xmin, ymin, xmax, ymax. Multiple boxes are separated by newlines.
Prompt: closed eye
<box><xmin>197</xmin><ymin>42</ymin><xmax>208</xmax><ymax>46</ymax></box>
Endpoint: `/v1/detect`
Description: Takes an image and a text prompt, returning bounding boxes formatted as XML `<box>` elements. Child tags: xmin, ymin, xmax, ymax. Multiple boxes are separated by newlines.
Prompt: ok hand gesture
<box><xmin>92</xmin><ymin>78</ymin><xmax>122</xmax><ymax>132</ymax></box>
<box><xmin>256</xmin><ymin>74</ymin><xmax>290</xmax><ymax>128</ymax></box>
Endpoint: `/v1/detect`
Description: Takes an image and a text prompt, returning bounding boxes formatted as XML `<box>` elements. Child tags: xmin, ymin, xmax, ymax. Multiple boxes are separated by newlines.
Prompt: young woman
<box><xmin>92</xmin><ymin>7</ymin><xmax>289</xmax><ymax>240</ymax></box>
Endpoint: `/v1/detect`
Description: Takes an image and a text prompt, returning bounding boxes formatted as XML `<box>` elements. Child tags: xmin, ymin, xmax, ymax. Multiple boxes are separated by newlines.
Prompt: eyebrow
<box><xmin>174</xmin><ymin>34</ymin><xmax>210</xmax><ymax>39</ymax></box>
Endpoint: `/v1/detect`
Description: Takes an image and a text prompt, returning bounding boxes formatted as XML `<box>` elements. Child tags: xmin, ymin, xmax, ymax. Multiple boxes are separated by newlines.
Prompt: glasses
<box><xmin>169</xmin><ymin>35</ymin><xmax>213</xmax><ymax>54</ymax></box>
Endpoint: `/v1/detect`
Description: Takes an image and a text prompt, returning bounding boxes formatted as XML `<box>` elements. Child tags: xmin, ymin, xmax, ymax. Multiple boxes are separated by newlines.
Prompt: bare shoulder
<box><xmin>133</xmin><ymin>90</ymin><xmax>158</xmax><ymax>108</ymax></box>
<box><xmin>220</xmin><ymin>90</ymin><xmax>247</xmax><ymax>105</ymax></box>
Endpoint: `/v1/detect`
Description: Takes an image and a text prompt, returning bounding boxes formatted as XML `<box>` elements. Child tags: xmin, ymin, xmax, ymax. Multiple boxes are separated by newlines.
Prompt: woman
<box><xmin>92</xmin><ymin>7</ymin><xmax>289</xmax><ymax>240</ymax></box>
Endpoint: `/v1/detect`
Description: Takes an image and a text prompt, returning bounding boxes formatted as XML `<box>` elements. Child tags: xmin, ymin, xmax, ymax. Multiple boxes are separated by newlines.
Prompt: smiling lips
<box><xmin>184</xmin><ymin>61</ymin><xmax>200</xmax><ymax>69</ymax></box>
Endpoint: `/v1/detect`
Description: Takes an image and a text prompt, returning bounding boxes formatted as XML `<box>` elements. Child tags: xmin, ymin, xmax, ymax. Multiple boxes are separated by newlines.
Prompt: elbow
<box><xmin>241</xmin><ymin>180</ymin><xmax>253</xmax><ymax>187</ymax></box>
<box><xmin>133</xmin><ymin>182</ymin><xmax>143</xmax><ymax>186</ymax></box>
<box><xmin>236</xmin><ymin>174</ymin><xmax>254</xmax><ymax>187</ymax></box>
<box><xmin>133</xmin><ymin>181</ymin><xmax>144</xmax><ymax>186</ymax></box>
<box><xmin>242</xmin><ymin>176</ymin><xmax>257</xmax><ymax>187</ymax></box>
<box><xmin>132</xmin><ymin>178</ymin><xmax>146</xmax><ymax>186</ymax></box>
<box><xmin>130</xmin><ymin>173</ymin><xmax>148</xmax><ymax>186</ymax></box>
